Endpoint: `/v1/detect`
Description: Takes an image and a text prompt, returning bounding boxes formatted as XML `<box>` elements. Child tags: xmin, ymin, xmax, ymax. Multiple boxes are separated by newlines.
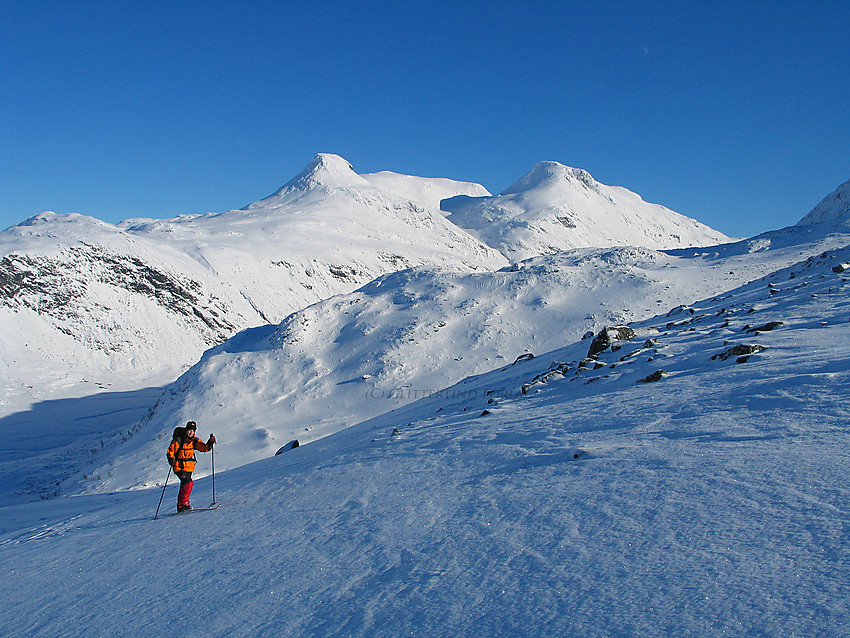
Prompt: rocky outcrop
<box><xmin>587</xmin><ymin>326</ymin><xmax>637</xmax><ymax>357</ymax></box>
<box><xmin>0</xmin><ymin>244</ymin><xmax>237</xmax><ymax>350</ymax></box>
<box><xmin>744</xmin><ymin>322</ymin><xmax>784</xmax><ymax>334</ymax></box>
<box><xmin>637</xmin><ymin>370</ymin><xmax>667</xmax><ymax>383</ymax></box>
<box><xmin>711</xmin><ymin>344</ymin><xmax>766</xmax><ymax>362</ymax></box>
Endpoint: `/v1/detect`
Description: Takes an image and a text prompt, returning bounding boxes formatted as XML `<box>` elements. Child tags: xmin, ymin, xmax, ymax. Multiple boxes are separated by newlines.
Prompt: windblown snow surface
<box><xmin>1</xmin><ymin>173</ymin><xmax>849</xmax><ymax>637</ymax></box>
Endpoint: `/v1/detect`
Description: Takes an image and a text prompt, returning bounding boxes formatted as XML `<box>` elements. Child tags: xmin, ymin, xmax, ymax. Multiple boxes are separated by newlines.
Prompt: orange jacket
<box><xmin>167</xmin><ymin>436</ymin><xmax>212</xmax><ymax>473</ymax></box>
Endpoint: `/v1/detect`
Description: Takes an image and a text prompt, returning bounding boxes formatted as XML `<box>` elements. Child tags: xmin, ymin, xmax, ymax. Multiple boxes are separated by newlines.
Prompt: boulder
<box><xmin>745</xmin><ymin>321</ymin><xmax>784</xmax><ymax>334</ymax></box>
<box><xmin>637</xmin><ymin>370</ymin><xmax>667</xmax><ymax>383</ymax></box>
<box><xmin>587</xmin><ymin>326</ymin><xmax>636</xmax><ymax>357</ymax></box>
<box><xmin>711</xmin><ymin>344</ymin><xmax>766</xmax><ymax>361</ymax></box>
<box><xmin>274</xmin><ymin>440</ymin><xmax>300</xmax><ymax>455</ymax></box>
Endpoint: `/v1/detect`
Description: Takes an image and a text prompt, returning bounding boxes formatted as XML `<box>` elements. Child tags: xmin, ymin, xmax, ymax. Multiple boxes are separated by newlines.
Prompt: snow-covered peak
<box><xmin>501</xmin><ymin>161</ymin><xmax>599</xmax><ymax>196</ymax></box>
<box><xmin>287</xmin><ymin>152</ymin><xmax>368</xmax><ymax>189</ymax></box>
<box><xmin>17</xmin><ymin>211</ymin><xmax>61</xmax><ymax>226</ymax></box>
<box><xmin>795</xmin><ymin>179</ymin><xmax>850</xmax><ymax>228</ymax></box>
<box><xmin>2</xmin><ymin>210</ymin><xmax>127</xmax><ymax>257</ymax></box>
<box><xmin>442</xmin><ymin>162</ymin><xmax>732</xmax><ymax>261</ymax></box>
<box><xmin>245</xmin><ymin>154</ymin><xmax>370</xmax><ymax>208</ymax></box>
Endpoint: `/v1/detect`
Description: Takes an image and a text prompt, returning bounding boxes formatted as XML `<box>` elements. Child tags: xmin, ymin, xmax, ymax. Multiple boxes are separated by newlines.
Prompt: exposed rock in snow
<box><xmin>745</xmin><ymin>321</ymin><xmax>784</xmax><ymax>334</ymax></box>
<box><xmin>711</xmin><ymin>344</ymin><xmax>767</xmax><ymax>361</ymax></box>
<box><xmin>587</xmin><ymin>325</ymin><xmax>638</xmax><ymax>357</ymax></box>
<box><xmin>636</xmin><ymin>369</ymin><xmax>667</xmax><ymax>383</ymax></box>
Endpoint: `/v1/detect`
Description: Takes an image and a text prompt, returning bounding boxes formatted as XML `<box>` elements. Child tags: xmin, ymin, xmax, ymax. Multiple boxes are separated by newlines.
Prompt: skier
<box><xmin>167</xmin><ymin>421</ymin><xmax>215</xmax><ymax>512</ymax></box>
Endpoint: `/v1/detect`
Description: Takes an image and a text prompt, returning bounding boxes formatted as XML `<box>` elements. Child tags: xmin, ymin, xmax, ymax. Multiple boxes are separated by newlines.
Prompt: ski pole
<box><xmin>153</xmin><ymin>464</ymin><xmax>171</xmax><ymax>520</ymax></box>
<box><xmin>210</xmin><ymin>443</ymin><xmax>217</xmax><ymax>507</ymax></box>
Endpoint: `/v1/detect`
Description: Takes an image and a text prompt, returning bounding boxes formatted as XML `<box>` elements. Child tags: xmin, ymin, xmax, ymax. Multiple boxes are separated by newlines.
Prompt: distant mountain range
<box><xmin>0</xmin><ymin>154</ymin><xmax>504</xmax><ymax>409</ymax></box>
<box><xmin>0</xmin><ymin>153</ymin><xmax>728</xmax><ymax>414</ymax></box>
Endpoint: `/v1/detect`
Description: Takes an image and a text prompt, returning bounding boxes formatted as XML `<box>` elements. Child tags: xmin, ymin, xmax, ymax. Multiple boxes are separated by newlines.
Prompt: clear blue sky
<box><xmin>2</xmin><ymin>0</ymin><xmax>848</xmax><ymax>238</ymax></box>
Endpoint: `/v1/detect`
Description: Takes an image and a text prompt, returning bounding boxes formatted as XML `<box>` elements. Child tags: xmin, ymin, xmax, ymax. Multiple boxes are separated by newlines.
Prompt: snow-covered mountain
<box><xmin>796</xmin><ymin>177</ymin><xmax>850</xmax><ymax>228</ymax></box>
<box><xmin>1</xmin><ymin>236</ymin><xmax>848</xmax><ymax>637</ymax></box>
<box><xmin>0</xmin><ymin>154</ymin><xmax>505</xmax><ymax>414</ymax></box>
<box><xmin>442</xmin><ymin>161</ymin><xmax>732</xmax><ymax>261</ymax></box>
<box><xmin>242</xmin><ymin>153</ymin><xmax>491</xmax><ymax>213</ymax></box>
<box><xmin>0</xmin><ymin>153</ymin><xmax>744</xmax><ymax>426</ymax></box>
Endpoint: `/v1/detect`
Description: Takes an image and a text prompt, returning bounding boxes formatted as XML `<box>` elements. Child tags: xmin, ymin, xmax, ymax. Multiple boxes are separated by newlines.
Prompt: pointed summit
<box><xmin>247</xmin><ymin>154</ymin><xmax>369</xmax><ymax>208</ymax></box>
<box><xmin>282</xmin><ymin>153</ymin><xmax>369</xmax><ymax>192</ymax></box>
<box><xmin>502</xmin><ymin>161</ymin><xmax>600</xmax><ymax>196</ymax></box>
<box><xmin>796</xmin><ymin>179</ymin><xmax>850</xmax><ymax>229</ymax></box>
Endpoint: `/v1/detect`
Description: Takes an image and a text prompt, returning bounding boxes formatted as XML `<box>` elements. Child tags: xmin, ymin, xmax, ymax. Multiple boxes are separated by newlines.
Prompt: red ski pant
<box><xmin>175</xmin><ymin>470</ymin><xmax>194</xmax><ymax>507</ymax></box>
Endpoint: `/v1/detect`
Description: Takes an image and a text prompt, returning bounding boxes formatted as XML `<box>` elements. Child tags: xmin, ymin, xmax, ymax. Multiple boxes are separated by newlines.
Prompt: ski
<box><xmin>161</xmin><ymin>502</ymin><xmax>221</xmax><ymax>518</ymax></box>
<box><xmin>183</xmin><ymin>502</ymin><xmax>221</xmax><ymax>513</ymax></box>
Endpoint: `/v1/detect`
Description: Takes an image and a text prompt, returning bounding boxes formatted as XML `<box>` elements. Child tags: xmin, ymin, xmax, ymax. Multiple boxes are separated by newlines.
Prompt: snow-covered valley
<box><xmin>0</xmin><ymin>161</ymin><xmax>848</xmax><ymax>636</ymax></box>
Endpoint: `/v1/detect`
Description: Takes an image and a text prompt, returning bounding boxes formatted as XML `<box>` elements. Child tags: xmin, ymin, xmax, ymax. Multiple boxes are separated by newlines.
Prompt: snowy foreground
<box><xmin>1</xmin><ymin>246</ymin><xmax>848</xmax><ymax>636</ymax></box>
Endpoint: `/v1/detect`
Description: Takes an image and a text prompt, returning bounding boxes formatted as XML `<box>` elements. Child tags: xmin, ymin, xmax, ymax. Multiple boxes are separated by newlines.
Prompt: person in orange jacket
<box><xmin>167</xmin><ymin>421</ymin><xmax>215</xmax><ymax>512</ymax></box>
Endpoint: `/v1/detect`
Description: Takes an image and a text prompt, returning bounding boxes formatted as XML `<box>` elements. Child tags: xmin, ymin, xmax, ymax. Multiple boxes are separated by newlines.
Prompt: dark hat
<box><xmin>186</xmin><ymin>421</ymin><xmax>197</xmax><ymax>430</ymax></box>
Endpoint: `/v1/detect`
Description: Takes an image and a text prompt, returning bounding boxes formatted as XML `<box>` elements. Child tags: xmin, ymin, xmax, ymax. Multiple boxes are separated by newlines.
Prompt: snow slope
<box><xmin>72</xmin><ymin>207</ymin><xmax>850</xmax><ymax>497</ymax></box>
<box><xmin>442</xmin><ymin>161</ymin><xmax>733</xmax><ymax>261</ymax></box>
<box><xmin>796</xmin><ymin>177</ymin><xmax>850</xmax><ymax>228</ymax></box>
<box><xmin>1</xmin><ymin>243</ymin><xmax>848</xmax><ymax>637</ymax></box>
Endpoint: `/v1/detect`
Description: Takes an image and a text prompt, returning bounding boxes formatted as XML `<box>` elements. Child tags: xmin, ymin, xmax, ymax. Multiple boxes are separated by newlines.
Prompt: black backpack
<box><xmin>172</xmin><ymin>426</ymin><xmax>187</xmax><ymax>442</ymax></box>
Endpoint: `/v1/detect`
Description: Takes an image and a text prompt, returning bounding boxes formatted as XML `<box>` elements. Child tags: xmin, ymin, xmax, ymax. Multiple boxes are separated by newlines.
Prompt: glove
<box><xmin>167</xmin><ymin>456</ymin><xmax>174</xmax><ymax>467</ymax></box>
<box><xmin>207</xmin><ymin>434</ymin><xmax>216</xmax><ymax>446</ymax></box>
